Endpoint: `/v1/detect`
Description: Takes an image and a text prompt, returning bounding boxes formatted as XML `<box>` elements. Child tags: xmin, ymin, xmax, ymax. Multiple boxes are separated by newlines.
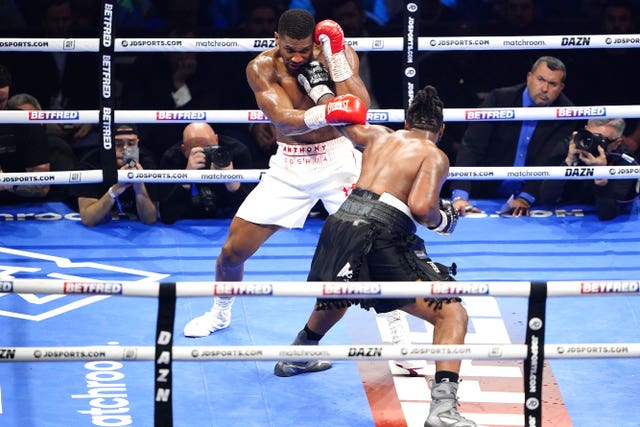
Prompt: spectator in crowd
<box><xmin>0</xmin><ymin>64</ymin><xmax>51</xmax><ymax>204</ymax></box>
<box><xmin>0</xmin><ymin>64</ymin><xmax>7</xmax><ymax>110</ymax></box>
<box><xmin>6</xmin><ymin>0</ymin><xmax>100</xmax><ymax>155</ymax></box>
<box><xmin>121</xmin><ymin>25</ymin><xmax>222</xmax><ymax>161</ymax></box>
<box><xmin>290</xmin><ymin>0</ymin><xmax>389</xmax><ymax>25</ymax></box>
<box><xmin>113</xmin><ymin>0</ymin><xmax>158</xmax><ymax>35</ymax></box>
<box><xmin>385</xmin><ymin>0</ymin><xmax>462</xmax><ymax>35</ymax></box>
<box><xmin>0</xmin><ymin>0</ymin><xmax>27</xmax><ymax>33</ymax></box>
<box><xmin>418</xmin><ymin>20</ymin><xmax>483</xmax><ymax>173</ymax></box>
<box><xmin>451</xmin><ymin>56</ymin><xmax>580</xmax><ymax>216</ymax></box>
<box><xmin>479</xmin><ymin>0</ymin><xmax>562</xmax><ymax>90</ymax></box>
<box><xmin>540</xmin><ymin>118</ymin><xmax>639</xmax><ymax>220</ymax></box>
<box><xmin>7</xmin><ymin>92</ymin><xmax>76</xmax><ymax>202</ymax></box>
<box><xmin>325</xmin><ymin>0</ymin><xmax>385</xmax><ymax>109</ymax></box>
<box><xmin>569</xmin><ymin>0</ymin><xmax>640</xmax><ymax>155</ymax></box>
<box><xmin>158</xmin><ymin>122</ymin><xmax>252</xmax><ymax>224</ymax></box>
<box><xmin>72</xmin><ymin>124</ymin><xmax>159</xmax><ymax>227</ymax></box>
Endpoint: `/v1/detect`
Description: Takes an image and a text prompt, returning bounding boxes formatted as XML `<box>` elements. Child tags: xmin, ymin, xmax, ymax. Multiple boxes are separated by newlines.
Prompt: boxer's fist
<box><xmin>303</xmin><ymin>94</ymin><xmax>367</xmax><ymax>130</ymax></box>
<box><xmin>325</xmin><ymin>94</ymin><xmax>366</xmax><ymax>124</ymax></box>
<box><xmin>314</xmin><ymin>20</ymin><xmax>353</xmax><ymax>82</ymax></box>
<box><xmin>314</xmin><ymin>20</ymin><xmax>346</xmax><ymax>54</ymax></box>
<box><xmin>297</xmin><ymin>61</ymin><xmax>334</xmax><ymax>104</ymax></box>
<box><xmin>429</xmin><ymin>199</ymin><xmax>459</xmax><ymax>235</ymax></box>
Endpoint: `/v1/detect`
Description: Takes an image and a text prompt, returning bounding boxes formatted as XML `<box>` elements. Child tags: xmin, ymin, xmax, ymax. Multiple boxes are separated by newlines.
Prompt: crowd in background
<box><xmin>0</xmin><ymin>0</ymin><xmax>639</xmax><ymax>220</ymax></box>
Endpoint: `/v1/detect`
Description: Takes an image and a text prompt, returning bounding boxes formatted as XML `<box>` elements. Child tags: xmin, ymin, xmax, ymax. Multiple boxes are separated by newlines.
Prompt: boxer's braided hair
<box><xmin>406</xmin><ymin>85</ymin><xmax>444</xmax><ymax>134</ymax></box>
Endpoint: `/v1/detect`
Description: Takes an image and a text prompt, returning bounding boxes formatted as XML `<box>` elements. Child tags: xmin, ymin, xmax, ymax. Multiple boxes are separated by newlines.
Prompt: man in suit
<box><xmin>451</xmin><ymin>55</ymin><xmax>580</xmax><ymax>216</ymax></box>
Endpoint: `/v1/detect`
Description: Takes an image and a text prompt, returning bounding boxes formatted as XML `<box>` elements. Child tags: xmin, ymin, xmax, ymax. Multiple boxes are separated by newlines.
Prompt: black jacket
<box><xmin>158</xmin><ymin>135</ymin><xmax>252</xmax><ymax>224</ymax></box>
<box><xmin>452</xmin><ymin>83</ymin><xmax>580</xmax><ymax>201</ymax></box>
<box><xmin>540</xmin><ymin>137</ymin><xmax>639</xmax><ymax>220</ymax></box>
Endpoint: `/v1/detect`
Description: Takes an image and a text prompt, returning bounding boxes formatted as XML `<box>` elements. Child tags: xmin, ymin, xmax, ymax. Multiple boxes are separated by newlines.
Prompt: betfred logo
<box><xmin>367</xmin><ymin>112</ymin><xmax>389</xmax><ymax>122</ymax></box>
<box><xmin>214</xmin><ymin>283</ymin><xmax>273</xmax><ymax>295</ymax></box>
<box><xmin>63</xmin><ymin>282</ymin><xmax>123</xmax><ymax>294</ymax></box>
<box><xmin>431</xmin><ymin>282</ymin><xmax>490</xmax><ymax>295</ymax></box>
<box><xmin>580</xmin><ymin>281</ymin><xmax>640</xmax><ymax>294</ymax></box>
<box><xmin>556</xmin><ymin>107</ymin><xmax>606</xmax><ymax>118</ymax></box>
<box><xmin>28</xmin><ymin>111</ymin><xmax>80</xmax><ymax>120</ymax></box>
<box><xmin>248</xmin><ymin>110</ymin><xmax>268</xmax><ymax>121</ymax></box>
<box><xmin>156</xmin><ymin>111</ymin><xmax>206</xmax><ymax>120</ymax></box>
<box><xmin>465</xmin><ymin>109</ymin><xmax>515</xmax><ymax>120</ymax></box>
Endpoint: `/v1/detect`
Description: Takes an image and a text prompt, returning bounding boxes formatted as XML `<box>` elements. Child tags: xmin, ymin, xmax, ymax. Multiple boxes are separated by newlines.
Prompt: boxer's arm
<box><xmin>246</xmin><ymin>57</ymin><xmax>312</xmax><ymax>135</ymax></box>
<box><xmin>336</xmin><ymin>123</ymin><xmax>393</xmax><ymax>148</ymax></box>
<box><xmin>409</xmin><ymin>151</ymin><xmax>450</xmax><ymax>228</ymax></box>
<box><xmin>333</xmin><ymin>46</ymin><xmax>370</xmax><ymax>107</ymax></box>
<box><xmin>303</xmin><ymin>94</ymin><xmax>367</xmax><ymax>130</ymax></box>
<box><xmin>247</xmin><ymin>56</ymin><xmax>365</xmax><ymax>136</ymax></box>
<box><xmin>315</xmin><ymin>20</ymin><xmax>370</xmax><ymax>107</ymax></box>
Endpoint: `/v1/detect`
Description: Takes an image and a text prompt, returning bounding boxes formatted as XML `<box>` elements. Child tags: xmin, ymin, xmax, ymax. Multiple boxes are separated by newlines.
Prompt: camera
<box><xmin>202</xmin><ymin>145</ymin><xmax>231</xmax><ymax>169</ymax></box>
<box><xmin>123</xmin><ymin>145</ymin><xmax>139</xmax><ymax>167</ymax></box>
<box><xmin>193</xmin><ymin>184</ymin><xmax>216</xmax><ymax>214</ymax></box>
<box><xmin>573</xmin><ymin>128</ymin><xmax>608</xmax><ymax>156</ymax></box>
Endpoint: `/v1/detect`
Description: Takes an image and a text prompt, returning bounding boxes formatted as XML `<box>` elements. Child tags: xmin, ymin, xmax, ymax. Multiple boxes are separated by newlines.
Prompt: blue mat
<box><xmin>1</xmin><ymin>201</ymin><xmax>639</xmax><ymax>427</ymax></box>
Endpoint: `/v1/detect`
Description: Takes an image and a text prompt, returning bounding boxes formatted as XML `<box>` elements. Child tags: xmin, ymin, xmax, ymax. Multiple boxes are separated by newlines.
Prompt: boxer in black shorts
<box><xmin>275</xmin><ymin>85</ymin><xmax>477</xmax><ymax>427</ymax></box>
<box><xmin>310</xmin><ymin>188</ymin><xmax>460</xmax><ymax>314</ymax></box>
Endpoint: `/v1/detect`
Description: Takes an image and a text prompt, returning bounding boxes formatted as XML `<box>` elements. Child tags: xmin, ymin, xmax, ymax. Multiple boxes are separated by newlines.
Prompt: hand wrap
<box><xmin>314</xmin><ymin>20</ymin><xmax>353</xmax><ymax>82</ymax></box>
<box><xmin>297</xmin><ymin>61</ymin><xmax>334</xmax><ymax>104</ymax></box>
<box><xmin>428</xmin><ymin>199</ymin><xmax>459</xmax><ymax>235</ymax></box>
<box><xmin>303</xmin><ymin>94</ymin><xmax>367</xmax><ymax>130</ymax></box>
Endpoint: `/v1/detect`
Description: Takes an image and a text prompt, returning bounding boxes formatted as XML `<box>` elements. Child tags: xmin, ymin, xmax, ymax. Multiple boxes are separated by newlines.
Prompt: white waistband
<box><xmin>277</xmin><ymin>136</ymin><xmax>351</xmax><ymax>156</ymax></box>
<box><xmin>379</xmin><ymin>192</ymin><xmax>415</xmax><ymax>222</ymax></box>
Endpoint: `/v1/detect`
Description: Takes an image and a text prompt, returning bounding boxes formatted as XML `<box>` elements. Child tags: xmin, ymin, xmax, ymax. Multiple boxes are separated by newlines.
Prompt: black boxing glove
<box><xmin>297</xmin><ymin>61</ymin><xmax>335</xmax><ymax>104</ymax></box>
<box><xmin>428</xmin><ymin>199</ymin><xmax>459</xmax><ymax>235</ymax></box>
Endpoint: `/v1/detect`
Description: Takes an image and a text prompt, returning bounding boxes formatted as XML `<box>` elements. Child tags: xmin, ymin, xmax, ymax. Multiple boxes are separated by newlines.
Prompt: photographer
<box><xmin>541</xmin><ymin>118</ymin><xmax>639</xmax><ymax>220</ymax></box>
<box><xmin>71</xmin><ymin>124</ymin><xmax>159</xmax><ymax>227</ymax></box>
<box><xmin>158</xmin><ymin>122</ymin><xmax>252</xmax><ymax>224</ymax></box>
<box><xmin>0</xmin><ymin>64</ymin><xmax>51</xmax><ymax>204</ymax></box>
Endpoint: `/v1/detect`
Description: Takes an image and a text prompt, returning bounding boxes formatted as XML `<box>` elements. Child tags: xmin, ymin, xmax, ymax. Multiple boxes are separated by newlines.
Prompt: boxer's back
<box><xmin>357</xmin><ymin>130</ymin><xmax>447</xmax><ymax>205</ymax></box>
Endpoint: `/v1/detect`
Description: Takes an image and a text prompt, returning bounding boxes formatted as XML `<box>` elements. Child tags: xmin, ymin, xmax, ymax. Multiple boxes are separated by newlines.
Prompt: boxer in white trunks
<box><xmin>183</xmin><ymin>9</ymin><xmax>370</xmax><ymax>347</ymax></box>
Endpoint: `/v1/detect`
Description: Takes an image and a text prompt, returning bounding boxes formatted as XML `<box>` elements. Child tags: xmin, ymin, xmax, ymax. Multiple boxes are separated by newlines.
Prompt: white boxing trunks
<box><xmin>236</xmin><ymin>135</ymin><xmax>361</xmax><ymax>228</ymax></box>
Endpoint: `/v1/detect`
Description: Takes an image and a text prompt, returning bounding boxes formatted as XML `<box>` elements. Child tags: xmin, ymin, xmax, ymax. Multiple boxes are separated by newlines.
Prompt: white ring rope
<box><xmin>5</xmin><ymin>164</ymin><xmax>640</xmax><ymax>187</ymax></box>
<box><xmin>116</xmin><ymin>166</ymin><xmax>639</xmax><ymax>182</ymax></box>
<box><xmin>2</xmin><ymin>34</ymin><xmax>638</xmax><ymax>53</ymax></box>
<box><xmin>3</xmin><ymin>106</ymin><xmax>640</xmax><ymax>124</ymax></box>
<box><xmin>3</xmin><ymin>279</ymin><xmax>639</xmax><ymax>298</ymax></box>
<box><xmin>0</xmin><ymin>343</ymin><xmax>638</xmax><ymax>362</ymax></box>
<box><xmin>1</xmin><ymin>170</ymin><xmax>103</xmax><ymax>186</ymax></box>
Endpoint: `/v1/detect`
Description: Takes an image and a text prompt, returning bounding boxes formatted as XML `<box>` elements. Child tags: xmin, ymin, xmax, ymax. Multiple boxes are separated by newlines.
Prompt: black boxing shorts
<box><xmin>310</xmin><ymin>188</ymin><xmax>460</xmax><ymax>313</ymax></box>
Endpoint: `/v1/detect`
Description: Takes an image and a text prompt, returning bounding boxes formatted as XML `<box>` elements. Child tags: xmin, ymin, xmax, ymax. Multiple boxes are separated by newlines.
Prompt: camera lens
<box><xmin>574</xmin><ymin>129</ymin><xmax>605</xmax><ymax>156</ymax></box>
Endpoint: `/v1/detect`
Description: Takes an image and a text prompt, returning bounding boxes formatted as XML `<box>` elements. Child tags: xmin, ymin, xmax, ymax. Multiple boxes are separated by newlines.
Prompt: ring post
<box><xmin>524</xmin><ymin>281</ymin><xmax>547</xmax><ymax>427</ymax></box>
<box><xmin>154</xmin><ymin>282</ymin><xmax>177</xmax><ymax>427</ymax></box>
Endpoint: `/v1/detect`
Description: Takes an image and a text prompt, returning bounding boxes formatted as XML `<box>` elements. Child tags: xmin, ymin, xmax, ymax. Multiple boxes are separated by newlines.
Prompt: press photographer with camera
<box><xmin>0</xmin><ymin>64</ymin><xmax>51</xmax><ymax>204</ymax></box>
<box><xmin>71</xmin><ymin>124</ymin><xmax>159</xmax><ymax>227</ymax></box>
<box><xmin>540</xmin><ymin>118</ymin><xmax>639</xmax><ymax>220</ymax></box>
<box><xmin>158</xmin><ymin>122</ymin><xmax>252</xmax><ymax>224</ymax></box>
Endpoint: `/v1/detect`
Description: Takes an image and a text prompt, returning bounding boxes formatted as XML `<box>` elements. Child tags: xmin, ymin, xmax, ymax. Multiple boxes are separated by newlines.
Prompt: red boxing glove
<box><xmin>314</xmin><ymin>20</ymin><xmax>353</xmax><ymax>82</ymax></box>
<box><xmin>314</xmin><ymin>20</ymin><xmax>345</xmax><ymax>55</ymax></box>
<box><xmin>303</xmin><ymin>94</ymin><xmax>367</xmax><ymax>130</ymax></box>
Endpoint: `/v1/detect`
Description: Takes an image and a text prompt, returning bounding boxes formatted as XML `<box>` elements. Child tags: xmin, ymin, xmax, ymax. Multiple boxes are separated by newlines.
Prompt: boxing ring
<box><xmin>2</xmin><ymin>2</ymin><xmax>640</xmax><ymax>427</ymax></box>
